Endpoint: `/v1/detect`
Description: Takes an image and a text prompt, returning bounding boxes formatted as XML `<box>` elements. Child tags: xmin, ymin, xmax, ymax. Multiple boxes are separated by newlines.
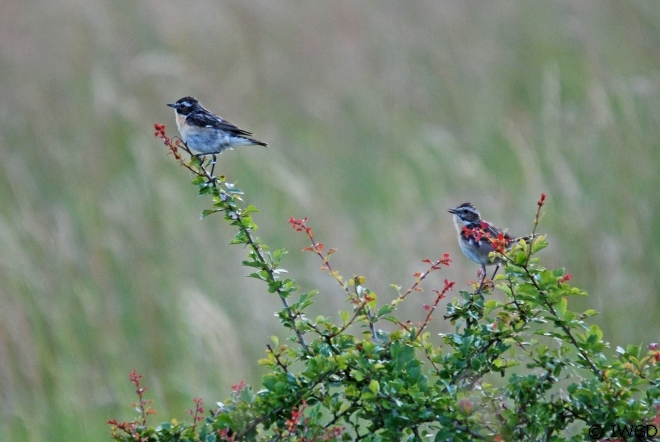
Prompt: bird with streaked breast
<box><xmin>449</xmin><ymin>202</ymin><xmax>536</xmax><ymax>291</ymax></box>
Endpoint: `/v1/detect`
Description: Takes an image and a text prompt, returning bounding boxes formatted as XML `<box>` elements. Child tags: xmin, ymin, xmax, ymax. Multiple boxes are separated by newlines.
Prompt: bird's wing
<box><xmin>482</xmin><ymin>221</ymin><xmax>510</xmax><ymax>240</ymax></box>
<box><xmin>463</xmin><ymin>221</ymin><xmax>511</xmax><ymax>244</ymax></box>
<box><xmin>186</xmin><ymin>110</ymin><xmax>254</xmax><ymax>137</ymax></box>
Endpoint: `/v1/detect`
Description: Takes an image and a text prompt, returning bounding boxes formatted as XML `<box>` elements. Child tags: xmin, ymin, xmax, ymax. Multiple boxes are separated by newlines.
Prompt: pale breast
<box><xmin>175</xmin><ymin>113</ymin><xmax>186</xmax><ymax>132</ymax></box>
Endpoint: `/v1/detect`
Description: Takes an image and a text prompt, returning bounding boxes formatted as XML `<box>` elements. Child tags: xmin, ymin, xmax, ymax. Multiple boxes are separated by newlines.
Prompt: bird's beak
<box><xmin>448</xmin><ymin>208</ymin><xmax>457</xmax><ymax>214</ymax></box>
<box><xmin>167</xmin><ymin>103</ymin><xmax>176</xmax><ymax>108</ymax></box>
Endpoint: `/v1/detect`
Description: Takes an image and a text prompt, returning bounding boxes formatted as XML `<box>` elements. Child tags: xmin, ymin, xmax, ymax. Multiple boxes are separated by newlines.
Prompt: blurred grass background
<box><xmin>1</xmin><ymin>0</ymin><xmax>659</xmax><ymax>440</ymax></box>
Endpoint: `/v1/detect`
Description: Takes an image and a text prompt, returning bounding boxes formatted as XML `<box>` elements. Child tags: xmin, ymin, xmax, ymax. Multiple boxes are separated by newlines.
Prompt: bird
<box><xmin>448</xmin><ymin>202</ymin><xmax>535</xmax><ymax>292</ymax></box>
<box><xmin>167</xmin><ymin>96</ymin><xmax>267</xmax><ymax>176</ymax></box>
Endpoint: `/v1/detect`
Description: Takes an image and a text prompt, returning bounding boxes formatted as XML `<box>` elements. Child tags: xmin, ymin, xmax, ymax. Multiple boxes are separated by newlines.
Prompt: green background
<box><xmin>1</xmin><ymin>1</ymin><xmax>659</xmax><ymax>440</ymax></box>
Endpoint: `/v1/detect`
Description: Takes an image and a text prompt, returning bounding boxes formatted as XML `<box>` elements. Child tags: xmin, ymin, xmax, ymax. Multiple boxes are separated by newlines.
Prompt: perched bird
<box><xmin>449</xmin><ymin>202</ymin><xmax>534</xmax><ymax>291</ymax></box>
<box><xmin>167</xmin><ymin>96</ymin><xmax>267</xmax><ymax>175</ymax></box>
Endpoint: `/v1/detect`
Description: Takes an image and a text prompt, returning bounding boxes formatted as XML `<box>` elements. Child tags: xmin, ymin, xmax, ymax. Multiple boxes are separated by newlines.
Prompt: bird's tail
<box><xmin>511</xmin><ymin>233</ymin><xmax>538</xmax><ymax>245</ymax></box>
<box><xmin>249</xmin><ymin>138</ymin><xmax>269</xmax><ymax>148</ymax></box>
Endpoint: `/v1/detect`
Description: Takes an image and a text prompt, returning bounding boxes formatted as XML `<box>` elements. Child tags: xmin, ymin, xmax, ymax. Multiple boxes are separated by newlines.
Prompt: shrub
<box><xmin>107</xmin><ymin>125</ymin><xmax>660</xmax><ymax>441</ymax></box>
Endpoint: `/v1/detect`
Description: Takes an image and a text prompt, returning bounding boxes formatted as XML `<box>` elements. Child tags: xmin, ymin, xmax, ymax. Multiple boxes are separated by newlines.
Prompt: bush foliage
<box><xmin>108</xmin><ymin>126</ymin><xmax>660</xmax><ymax>441</ymax></box>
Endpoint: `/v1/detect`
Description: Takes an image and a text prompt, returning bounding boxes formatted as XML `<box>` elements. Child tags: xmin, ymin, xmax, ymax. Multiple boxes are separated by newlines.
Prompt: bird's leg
<box><xmin>490</xmin><ymin>264</ymin><xmax>500</xmax><ymax>281</ymax></box>
<box><xmin>191</xmin><ymin>154</ymin><xmax>216</xmax><ymax>185</ymax></box>
<box><xmin>476</xmin><ymin>263</ymin><xmax>501</xmax><ymax>294</ymax></box>
<box><xmin>476</xmin><ymin>264</ymin><xmax>487</xmax><ymax>294</ymax></box>
<box><xmin>209</xmin><ymin>154</ymin><xmax>217</xmax><ymax>178</ymax></box>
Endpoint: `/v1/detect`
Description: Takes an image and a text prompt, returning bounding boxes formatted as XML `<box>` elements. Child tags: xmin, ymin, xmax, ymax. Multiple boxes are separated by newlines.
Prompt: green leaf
<box><xmin>224</xmin><ymin>183</ymin><xmax>244</xmax><ymax>195</ymax></box>
<box><xmin>338</xmin><ymin>400</ymin><xmax>351</xmax><ymax>414</ymax></box>
<box><xmin>239</xmin><ymin>385</ymin><xmax>255</xmax><ymax>403</ymax></box>
<box><xmin>272</xmin><ymin>248</ymin><xmax>287</xmax><ymax>265</ymax></box>
<box><xmin>200</xmin><ymin>209</ymin><xmax>219</xmax><ymax>219</ymax></box>
<box><xmin>262</xmin><ymin>374</ymin><xmax>277</xmax><ymax>391</ymax></box>
<box><xmin>243</xmin><ymin>204</ymin><xmax>260</xmax><ymax>214</ymax></box>
<box><xmin>555</xmin><ymin>297</ymin><xmax>568</xmax><ymax>319</ymax></box>
<box><xmin>484</xmin><ymin>299</ymin><xmax>503</xmax><ymax>315</ymax></box>
<box><xmin>514</xmin><ymin>251</ymin><xmax>528</xmax><ymax>265</ymax></box>
<box><xmin>268</xmin><ymin>280</ymin><xmax>283</xmax><ymax>293</ymax></box>
<box><xmin>539</xmin><ymin>270</ymin><xmax>557</xmax><ymax>289</ymax></box>
<box><xmin>531</xmin><ymin>235</ymin><xmax>549</xmax><ymax>254</ymax></box>
<box><xmin>390</xmin><ymin>284</ymin><xmax>402</xmax><ymax>294</ymax></box>
<box><xmin>587</xmin><ymin>324</ymin><xmax>603</xmax><ymax>342</ymax></box>
<box><xmin>242</xmin><ymin>260</ymin><xmax>265</xmax><ymax>269</ymax></box>
<box><xmin>198</xmin><ymin>183</ymin><xmax>213</xmax><ymax>195</ymax></box>
<box><xmin>350</xmin><ymin>369</ymin><xmax>365</xmax><ymax>382</ymax></box>
<box><xmin>377</xmin><ymin>304</ymin><xmax>396</xmax><ymax>317</ymax></box>
<box><xmin>247</xmin><ymin>271</ymin><xmax>267</xmax><ymax>281</ymax></box>
<box><xmin>156</xmin><ymin>422</ymin><xmax>172</xmax><ymax>431</ymax></box>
